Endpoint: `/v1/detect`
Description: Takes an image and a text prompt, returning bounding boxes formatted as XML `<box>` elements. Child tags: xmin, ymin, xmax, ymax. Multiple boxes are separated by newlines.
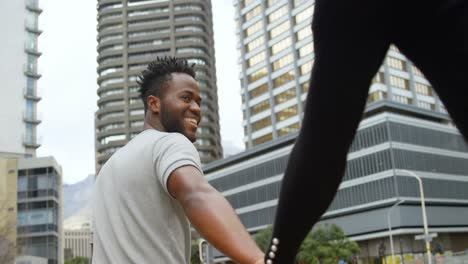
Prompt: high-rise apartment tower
<box><xmin>235</xmin><ymin>0</ymin><xmax>449</xmax><ymax>148</ymax></box>
<box><xmin>0</xmin><ymin>0</ymin><xmax>43</xmax><ymax>158</ymax></box>
<box><xmin>95</xmin><ymin>0</ymin><xmax>223</xmax><ymax>171</ymax></box>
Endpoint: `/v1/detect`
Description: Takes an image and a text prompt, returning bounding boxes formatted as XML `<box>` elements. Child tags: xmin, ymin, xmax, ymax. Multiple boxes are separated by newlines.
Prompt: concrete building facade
<box><xmin>234</xmin><ymin>0</ymin><xmax>447</xmax><ymax>148</ymax></box>
<box><xmin>64</xmin><ymin>223</ymin><xmax>92</xmax><ymax>260</ymax></box>
<box><xmin>0</xmin><ymin>159</ymin><xmax>18</xmax><ymax>264</ymax></box>
<box><xmin>0</xmin><ymin>0</ymin><xmax>43</xmax><ymax>158</ymax></box>
<box><xmin>205</xmin><ymin>112</ymin><xmax>468</xmax><ymax>263</ymax></box>
<box><xmin>95</xmin><ymin>0</ymin><xmax>223</xmax><ymax>172</ymax></box>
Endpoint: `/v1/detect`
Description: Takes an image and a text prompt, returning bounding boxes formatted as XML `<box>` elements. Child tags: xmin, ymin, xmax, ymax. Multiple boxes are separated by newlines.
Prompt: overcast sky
<box><xmin>37</xmin><ymin>0</ymin><xmax>244</xmax><ymax>184</ymax></box>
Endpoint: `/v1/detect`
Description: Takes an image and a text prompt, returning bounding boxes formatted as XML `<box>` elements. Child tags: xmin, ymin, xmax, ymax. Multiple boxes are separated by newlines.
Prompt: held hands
<box><xmin>253</xmin><ymin>258</ymin><xmax>264</xmax><ymax>264</ymax></box>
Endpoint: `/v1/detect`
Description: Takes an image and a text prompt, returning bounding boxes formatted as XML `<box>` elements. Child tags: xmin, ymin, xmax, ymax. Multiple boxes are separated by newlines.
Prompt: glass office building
<box><xmin>235</xmin><ymin>0</ymin><xmax>448</xmax><ymax>148</ymax></box>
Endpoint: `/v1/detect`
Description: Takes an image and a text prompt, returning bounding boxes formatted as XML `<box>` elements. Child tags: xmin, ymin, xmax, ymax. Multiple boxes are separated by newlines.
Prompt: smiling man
<box><xmin>92</xmin><ymin>57</ymin><xmax>263</xmax><ymax>264</ymax></box>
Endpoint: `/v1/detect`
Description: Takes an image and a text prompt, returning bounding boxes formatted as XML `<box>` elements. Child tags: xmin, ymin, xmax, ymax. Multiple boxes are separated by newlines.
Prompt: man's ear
<box><xmin>147</xmin><ymin>95</ymin><xmax>160</xmax><ymax>114</ymax></box>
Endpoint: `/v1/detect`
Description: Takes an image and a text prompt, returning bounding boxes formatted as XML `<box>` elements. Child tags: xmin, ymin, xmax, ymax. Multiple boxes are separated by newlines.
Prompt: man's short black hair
<box><xmin>138</xmin><ymin>56</ymin><xmax>196</xmax><ymax>112</ymax></box>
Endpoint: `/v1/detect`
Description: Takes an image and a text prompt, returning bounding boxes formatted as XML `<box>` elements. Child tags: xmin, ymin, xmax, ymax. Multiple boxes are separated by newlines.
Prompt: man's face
<box><xmin>159</xmin><ymin>73</ymin><xmax>201</xmax><ymax>142</ymax></box>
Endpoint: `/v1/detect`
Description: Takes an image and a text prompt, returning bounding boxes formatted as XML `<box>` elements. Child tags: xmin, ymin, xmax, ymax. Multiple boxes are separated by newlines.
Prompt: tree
<box><xmin>297</xmin><ymin>224</ymin><xmax>360</xmax><ymax>264</ymax></box>
<box><xmin>0</xmin><ymin>200</ymin><xmax>19</xmax><ymax>264</ymax></box>
<box><xmin>191</xmin><ymin>240</ymin><xmax>201</xmax><ymax>264</ymax></box>
<box><xmin>254</xmin><ymin>225</ymin><xmax>274</xmax><ymax>252</ymax></box>
<box><xmin>64</xmin><ymin>256</ymin><xmax>89</xmax><ymax>264</ymax></box>
<box><xmin>254</xmin><ymin>224</ymin><xmax>360</xmax><ymax>264</ymax></box>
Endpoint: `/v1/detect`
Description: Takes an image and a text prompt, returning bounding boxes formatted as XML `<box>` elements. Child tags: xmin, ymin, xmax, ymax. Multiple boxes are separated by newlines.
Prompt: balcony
<box><xmin>25</xmin><ymin>21</ymin><xmax>42</xmax><ymax>35</ymax></box>
<box><xmin>23</xmin><ymin>64</ymin><xmax>42</xmax><ymax>79</ymax></box>
<box><xmin>23</xmin><ymin>87</ymin><xmax>41</xmax><ymax>101</ymax></box>
<box><xmin>23</xmin><ymin>111</ymin><xmax>42</xmax><ymax>124</ymax></box>
<box><xmin>24</xmin><ymin>43</ymin><xmax>42</xmax><ymax>56</ymax></box>
<box><xmin>25</xmin><ymin>0</ymin><xmax>43</xmax><ymax>13</ymax></box>
<box><xmin>23</xmin><ymin>135</ymin><xmax>42</xmax><ymax>148</ymax></box>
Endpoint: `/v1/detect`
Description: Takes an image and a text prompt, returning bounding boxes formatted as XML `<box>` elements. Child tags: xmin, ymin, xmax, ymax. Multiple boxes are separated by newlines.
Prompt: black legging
<box><xmin>267</xmin><ymin>0</ymin><xmax>468</xmax><ymax>262</ymax></box>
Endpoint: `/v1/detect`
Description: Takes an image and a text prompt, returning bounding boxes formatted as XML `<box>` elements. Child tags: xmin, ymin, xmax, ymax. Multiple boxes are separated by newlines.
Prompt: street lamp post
<box><xmin>398</xmin><ymin>170</ymin><xmax>432</xmax><ymax>264</ymax></box>
<box><xmin>387</xmin><ymin>199</ymin><xmax>405</xmax><ymax>264</ymax></box>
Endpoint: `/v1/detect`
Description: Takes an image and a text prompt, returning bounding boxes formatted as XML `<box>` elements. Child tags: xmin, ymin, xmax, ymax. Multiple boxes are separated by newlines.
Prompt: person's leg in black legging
<box><xmin>394</xmin><ymin>0</ymin><xmax>468</xmax><ymax>139</ymax></box>
<box><xmin>265</xmin><ymin>0</ymin><xmax>391</xmax><ymax>262</ymax></box>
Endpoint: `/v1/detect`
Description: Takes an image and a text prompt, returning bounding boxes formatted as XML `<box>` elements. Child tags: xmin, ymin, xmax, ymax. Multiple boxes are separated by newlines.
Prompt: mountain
<box><xmin>63</xmin><ymin>174</ymin><xmax>94</xmax><ymax>220</ymax></box>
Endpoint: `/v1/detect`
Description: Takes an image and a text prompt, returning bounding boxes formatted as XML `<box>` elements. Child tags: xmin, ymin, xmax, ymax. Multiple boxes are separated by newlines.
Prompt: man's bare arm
<box><xmin>168</xmin><ymin>165</ymin><xmax>263</xmax><ymax>264</ymax></box>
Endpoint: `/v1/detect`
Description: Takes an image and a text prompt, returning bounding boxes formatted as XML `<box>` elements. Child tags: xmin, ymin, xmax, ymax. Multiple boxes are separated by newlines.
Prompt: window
<box><xmin>275</xmin><ymin>105</ymin><xmax>298</xmax><ymax>121</ymax></box>
<box><xmin>26</xmin><ymin>10</ymin><xmax>38</xmax><ymax>30</ymax></box>
<box><xmin>99</xmin><ymin>12</ymin><xmax>122</xmax><ymax>23</ymax></box>
<box><xmin>267</xmin><ymin>0</ymin><xmax>282</xmax><ymax>7</ymax></box>
<box><xmin>174</xmin><ymin>4</ymin><xmax>203</xmax><ymax>11</ymax></box>
<box><xmin>296</xmin><ymin>26</ymin><xmax>312</xmax><ymax>41</ymax></box>
<box><xmin>101</xmin><ymin>77</ymin><xmax>123</xmax><ymax>87</ymax></box>
<box><xmin>415</xmin><ymin>82</ymin><xmax>432</xmax><ymax>96</ymax></box>
<box><xmin>273</xmin><ymin>71</ymin><xmax>295</xmax><ymax>88</ymax></box>
<box><xmin>128</xmin><ymin>49</ymin><xmax>170</xmax><ymax>59</ymax></box>
<box><xmin>248</xmin><ymin>67</ymin><xmax>267</xmax><ymax>83</ymax></box>
<box><xmin>100</xmin><ymin>88</ymin><xmax>123</xmax><ymax>97</ymax></box>
<box><xmin>100</xmin><ymin>44</ymin><xmax>123</xmax><ymax>53</ymax></box>
<box><xmin>175</xmin><ymin>25</ymin><xmax>204</xmax><ymax>33</ymax></box>
<box><xmin>412</xmin><ymin>66</ymin><xmax>424</xmax><ymax>77</ymax></box>
<box><xmin>175</xmin><ymin>15</ymin><xmax>204</xmax><ymax>22</ymax></box>
<box><xmin>392</xmin><ymin>94</ymin><xmax>412</xmax><ymax>104</ymax></box>
<box><xmin>246</xmin><ymin>36</ymin><xmax>265</xmax><ymax>52</ymax></box>
<box><xmin>128</xmin><ymin>7</ymin><xmax>168</xmax><ymax>17</ymax></box>
<box><xmin>250</xmin><ymin>99</ymin><xmax>270</xmax><ymax>115</ymax></box>
<box><xmin>128</xmin><ymin>17</ymin><xmax>168</xmax><ymax>27</ymax></box>
<box><xmin>278</xmin><ymin>122</ymin><xmax>300</xmax><ymax>137</ymax></box>
<box><xmin>251</xmin><ymin>116</ymin><xmax>271</xmax><ymax>131</ymax></box>
<box><xmin>387</xmin><ymin>56</ymin><xmax>407</xmax><ymax>71</ymax></box>
<box><xmin>294</xmin><ymin>0</ymin><xmax>309</xmax><ymax>7</ymax></box>
<box><xmin>298</xmin><ymin>42</ymin><xmax>314</xmax><ymax>58</ymax></box>
<box><xmin>100</xmin><ymin>111</ymin><xmax>124</xmax><ymax>120</ymax></box>
<box><xmin>130</xmin><ymin>120</ymin><xmax>144</xmax><ymax>127</ymax></box>
<box><xmin>128</xmin><ymin>0</ymin><xmax>167</xmax><ymax>6</ymax></box>
<box><xmin>274</xmin><ymin>88</ymin><xmax>296</xmax><ymax>104</ymax></box>
<box><xmin>101</xmin><ymin>123</ymin><xmax>124</xmax><ymax>132</ymax></box>
<box><xmin>187</xmin><ymin>58</ymin><xmax>208</xmax><ymax>66</ymax></box>
<box><xmin>130</xmin><ymin>109</ymin><xmax>144</xmax><ymax>116</ymax></box>
<box><xmin>244</xmin><ymin>5</ymin><xmax>261</xmax><ymax>22</ymax></box>
<box><xmin>245</xmin><ymin>20</ymin><xmax>263</xmax><ymax>37</ymax></box>
<box><xmin>269</xmin><ymin>21</ymin><xmax>290</xmax><ymax>39</ymax></box>
<box><xmin>271</xmin><ymin>37</ymin><xmax>291</xmax><ymax>55</ymax></box>
<box><xmin>100</xmin><ymin>33</ymin><xmax>123</xmax><ymax>43</ymax></box>
<box><xmin>100</xmin><ymin>134</ymin><xmax>126</xmax><ymax>144</ymax></box>
<box><xmin>389</xmin><ymin>75</ymin><xmax>409</xmax><ymax>90</ymax></box>
<box><xmin>101</xmin><ymin>100</ymin><xmax>123</xmax><ymax>108</ymax></box>
<box><xmin>176</xmin><ymin>47</ymin><xmax>206</xmax><ymax>54</ymax></box>
<box><xmin>268</xmin><ymin>5</ymin><xmax>288</xmax><ymax>23</ymax></box>
<box><xmin>300</xmin><ymin>60</ymin><xmax>314</xmax><ymax>75</ymax></box>
<box><xmin>301</xmin><ymin>82</ymin><xmax>309</xmax><ymax>93</ymax></box>
<box><xmin>128</xmin><ymin>28</ymin><xmax>170</xmax><ymax>38</ymax></box>
<box><xmin>241</xmin><ymin>0</ymin><xmax>256</xmax><ymax>8</ymax></box>
<box><xmin>128</xmin><ymin>38</ymin><xmax>169</xmax><ymax>48</ymax></box>
<box><xmin>295</xmin><ymin>6</ymin><xmax>314</xmax><ymax>24</ymax></box>
<box><xmin>253</xmin><ymin>133</ymin><xmax>273</xmax><ymax>146</ymax></box>
<box><xmin>26</xmin><ymin>32</ymin><xmax>37</xmax><ymax>50</ymax></box>
<box><xmin>417</xmin><ymin>101</ymin><xmax>435</xmax><ymax>110</ymax></box>
<box><xmin>272</xmin><ymin>54</ymin><xmax>293</xmax><ymax>71</ymax></box>
<box><xmin>367</xmin><ymin>91</ymin><xmax>387</xmax><ymax>103</ymax></box>
<box><xmin>247</xmin><ymin>51</ymin><xmax>266</xmax><ymax>67</ymax></box>
<box><xmin>249</xmin><ymin>83</ymin><xmax>269</xmax><ymax>98</ymax></box>
<box><xmin>176</xmin><ymin>36</ymin><xmax>204</xmax><ymax>43</ymax></box>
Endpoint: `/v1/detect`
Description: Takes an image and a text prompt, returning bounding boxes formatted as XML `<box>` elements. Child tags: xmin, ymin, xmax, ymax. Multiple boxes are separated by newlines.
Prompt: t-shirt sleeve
<box><xmin>153</xmin><ymin>133</ymin><xmax>203</xmax><ymax>196</ymax></box>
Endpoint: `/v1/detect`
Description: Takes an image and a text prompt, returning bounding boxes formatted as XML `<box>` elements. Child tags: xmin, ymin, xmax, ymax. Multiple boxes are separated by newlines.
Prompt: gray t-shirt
<box><xmin>92</xmin><ymin>129</ymin><xmax>202</xmax><ymax>264</ymax></box>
